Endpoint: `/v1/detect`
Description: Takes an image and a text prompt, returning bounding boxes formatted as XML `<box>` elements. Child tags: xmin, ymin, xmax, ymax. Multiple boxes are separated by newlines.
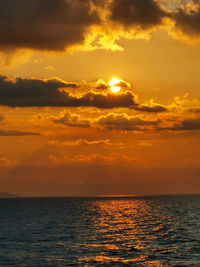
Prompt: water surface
<box><xmin>0</xmin><ymin>195</ymin><xmax>200</xmax><ymax>266</ymax></box>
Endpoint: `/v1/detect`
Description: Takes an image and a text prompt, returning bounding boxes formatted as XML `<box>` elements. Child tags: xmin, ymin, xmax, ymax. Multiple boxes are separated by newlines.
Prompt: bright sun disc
<box><xmin>109</xmin><ymin>77</ymin><xmax>121</xmax><ymax>93</ymax></box>
<box><xmin>109</xmin><ymin>77</ymin><xmax>120</xmax><ymax>87</ymax></box>
<box><xmin>110</xmin><ymin>86</ymin><xmax>120</xmax><ymax>93</ymax></box>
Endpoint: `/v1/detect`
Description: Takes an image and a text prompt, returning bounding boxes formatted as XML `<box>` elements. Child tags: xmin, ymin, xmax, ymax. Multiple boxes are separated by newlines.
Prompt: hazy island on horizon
<box><xmin>0</xmin><ymin>192</ymin><xmax>20</xmax><ymax>198</ymax></box>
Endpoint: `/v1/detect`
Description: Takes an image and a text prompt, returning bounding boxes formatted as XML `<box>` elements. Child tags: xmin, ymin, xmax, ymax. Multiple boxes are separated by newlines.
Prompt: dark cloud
<box><xmin>95</xmin><ymin>84</ymin><xmax>109</xmax><ymax>90</ymax></box>
<box><xmin>173</xmin><ymin>3</ymin><xmax>200</xmax><ymax>37</ymax></box>
<box><xmin>0</xmin><ymin>75</ymin><xmax>78</xmax><ymax>107</ymax></box>
<box><xmin>166</xmin><ymin>117</ymin><xmax>200</xmax><ymax>131</ymax></box>
<box><xmin>53</xmin><ymin>111</ymin><xmax>91</xmax><ymax>128</ymax></box>
<box><xmin>0</xmin><ymin>75</ymin><xmax>137</xmax><ymax>108</ymax></box>
<box><xmin>156</xmin><ymin>116</ymin><xmax>200</xmax><ymax>131</ymax></box>
<box><xmin>0</xmin><ymin>130</ymin><xmax>40</xmax><ymax>136</ymax></box>
<box><xmin>0</xmin><ymin>0</ymin><xmax>100</xmax><ymax>51</ymax></box>
<box><xmin>117</xmin><ymin>81</ymin><xmax>130</xmax><ymax>89</ymax></box>
<box><xmin>109</xmin><ymin>0</ymin><xmax>166</xmax><ymax>29</ymax></box>
<box><xmin>97</xmin><ymin>113</ymin><xmax>159</xmax><ymax>131</ymax></box>
<box><xmin>134</xmin><ymin>104</ymin><xmax>167</xmax><ymax>113</ymax></box>
<box><xmin>178</xmin><ymin>117</ymin><xmax>200</xmax><ymax>130</ymax></box>
<box><xmin>79</xmin><ymin>92</ymin><xmax>136</xmax><ymax>109</ymax></box>
<box><xmin>0</xmin><ymin>0</ymin><xmax>198</xmax><ymax>54</ymax></box>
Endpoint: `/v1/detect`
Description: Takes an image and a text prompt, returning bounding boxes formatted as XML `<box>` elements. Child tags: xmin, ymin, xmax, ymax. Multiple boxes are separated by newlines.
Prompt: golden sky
<box><xmin>0</xmin><ymin>0</ymin><xmax>200</xmax><ymax>196</ymax></box>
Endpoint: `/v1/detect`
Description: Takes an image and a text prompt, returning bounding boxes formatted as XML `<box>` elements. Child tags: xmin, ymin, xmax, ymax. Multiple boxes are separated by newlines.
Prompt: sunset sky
<box><xmin>0</xmin><ymin>0</ymin><xmax>200</xmax><ymax>196</ymax></box>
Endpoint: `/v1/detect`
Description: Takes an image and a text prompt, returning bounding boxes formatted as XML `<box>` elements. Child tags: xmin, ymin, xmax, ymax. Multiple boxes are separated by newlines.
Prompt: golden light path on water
<box><xmin>77</xmin><ymin>198</ymin><xmax>165</xmax><ymax>266</ymax></box>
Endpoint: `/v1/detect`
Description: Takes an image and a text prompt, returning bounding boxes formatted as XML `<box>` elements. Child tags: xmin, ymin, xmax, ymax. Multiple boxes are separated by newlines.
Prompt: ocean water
<box><xmin>0</xmin><ymin>195</ymin><xmax>200</xmax><ymax>266</ymax></box>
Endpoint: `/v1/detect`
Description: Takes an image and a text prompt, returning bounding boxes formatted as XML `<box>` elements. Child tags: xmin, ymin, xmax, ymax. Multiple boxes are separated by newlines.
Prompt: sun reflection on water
<box><xmin>78</xmin><ymin>199</ymin><xmax>164</xmax><ymax>266</ymax></box>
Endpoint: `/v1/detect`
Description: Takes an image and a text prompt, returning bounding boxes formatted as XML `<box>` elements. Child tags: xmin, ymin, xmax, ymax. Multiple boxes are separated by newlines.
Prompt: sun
<box><xmin>109</xmin><ymin>77</ymin><xmax>121</xmax><ymax>93</ymax></box>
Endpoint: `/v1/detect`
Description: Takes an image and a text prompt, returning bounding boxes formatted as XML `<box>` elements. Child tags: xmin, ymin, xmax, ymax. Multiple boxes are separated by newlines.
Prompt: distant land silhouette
<box><xmin>0</xmin><ymin>192</ymin><xmax>19</xmax><ymax>198</ymax></box>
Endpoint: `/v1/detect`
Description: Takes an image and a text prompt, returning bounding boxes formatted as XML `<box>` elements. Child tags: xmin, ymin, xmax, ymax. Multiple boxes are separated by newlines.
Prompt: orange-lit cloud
<box><xmin>0</xmin><ymin>74</ymin><xmax>170</xmax><ymax>113</ymax></box>
<box><xmin>0</xmin><ymin>74</ymin><xmax>137</xmax><ymax>108</ymax></box>
<box><xmin>49</xmin><ymin>94</ymin><xmax>200</xmax><ymax>132</ymax></box>
<box><xmin>60</xmin><ymin>138</ymin><xmax>111</xmax><ymax>147</ymax></box>
<box><xmin>96</xmin><ymin>113</ymin><xmax>159</xmax><ymax>131</ymax></box>
<box><xmin>47</xmin><ymin>152</ymin><xmax>142</xmax><ymax>169</ymax></box>
<box><xmin>53</xmin><ymin>111</ymin><xmax>91</xmax><ymax>128</ymax></box>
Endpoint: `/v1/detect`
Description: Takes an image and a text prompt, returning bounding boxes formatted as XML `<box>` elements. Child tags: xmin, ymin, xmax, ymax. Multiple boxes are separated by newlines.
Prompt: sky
<box><xmin>0</xmin><ymin>0</ymin><xmax>200</xmax><ymax>196</ymax></box>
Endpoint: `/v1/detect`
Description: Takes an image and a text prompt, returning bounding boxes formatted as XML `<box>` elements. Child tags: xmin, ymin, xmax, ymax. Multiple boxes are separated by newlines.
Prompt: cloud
<box><xmin>117</xmin><ymin>80</ymin><xmax>131</xmax><ymax>89</ymax></box>
<box><xmin>0</xmin><ymin>0</ymin><xmax>200</xmax><ymax>56</ymax></box>
<box><xmin>95</xmin><ymin>84</ymin><xmax>109</xmax><ymax>90</ymax></box>
<box><xmin>53</xmin><ymin>111</ymin><xmax>91</xmax><ymax>128</ymax></box>
<box><xmin>52</xmin><ymin>110</ymin><xmax>165</xmax><ymax>131</ymax></box>
<box><xmin>134</xmin><ymin>104</ymin><xmax>167</xmax><ymax>113</ymax></box>
<box><xmin>108</xmin><ymin>0</ymin><xmax>200</xmax><ymax>44</ymax></box>
<box><xmin>94</xmin><ymin>79</ymin><xmax>108</xmax><ymax>90</ymax></box>
<box><xmin>49</xmin><ymin>152</ymin><xmax>139</xmax><ymax>166</ymax></box>
<box><xmin>77</xmin><ymin>91</ymin><xmax>136</xmax><ymax>109</ymax></box>
<box><xmin>0</xmin><ymin>155</ymin><xmax>17</xmax><ymax>167</ymax></box>
<box><xmin>173</xmin><ymin>1</ymin><xmax>200</xmax><ymax>37</ymax></box>
<box><xmin>177</xmin><ymin>117</ymin><xmax>200</xmax><ymax>130</ymax></box>
<box><xmin>95</xmin><ymin>78</ymin><xmax>131</xmax><ymax>91</ymax></box>
<box><xmin>0</xmin><ymin>0</ymin><xmax>100</xmax><ymax>52</ymax></box>
<box><xmin>109</xmin><ymin>0</ymin><xmax>167</xmax><ymax>29</ymax></box>
<box><xmin>0</xmin><ymin>130</ymin><xmax>40</xmax><ymax>136</ymax></box>
<box><xmin>0</xmin><ymin>75</ymin><xmax>78</xmax><ymax>107</ymax></box>
<box><xmin>60</xmin><ymin>138</ymin><xmax>110</xmax><ymax>146</ymax></box>
<box><xmin>53</xmin><ymin>108</ymin><xmax>200</xmax><ymax>132</ymax></box>
<box><xmin>159</xmin><ymin>117</ymin><xmax>200</xmax><ymax>131</ymax></box>
<box><xmin>0</xmin><ymin>75</ymin><xmax>137</xmax><ymax>108</ymax></box>
<box><xmin>97</xmin><ymin>113</ymin><xmax>159</xmax><ymax>131</ymax></box>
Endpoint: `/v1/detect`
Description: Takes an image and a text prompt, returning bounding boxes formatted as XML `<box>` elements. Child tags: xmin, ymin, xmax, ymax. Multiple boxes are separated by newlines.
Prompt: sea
<box><xmin>0</xmin><ymin>195</ymin><xmax>200</xmax><ymax>266</ymax></box>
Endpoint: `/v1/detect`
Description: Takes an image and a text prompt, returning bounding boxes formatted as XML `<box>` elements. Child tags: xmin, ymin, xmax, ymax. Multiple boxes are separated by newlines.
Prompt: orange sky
<box><xmin>0</xmin><ymin>0</ymin><xmax>200</xmax><ymax>196</ymax></box>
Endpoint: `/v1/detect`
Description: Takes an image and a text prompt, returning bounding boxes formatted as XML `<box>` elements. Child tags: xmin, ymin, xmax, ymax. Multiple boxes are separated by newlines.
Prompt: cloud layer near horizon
<box><xmin>0</xmin><ymin>73</ymin><xmax>200</xmax><ymax>133</ymax></box>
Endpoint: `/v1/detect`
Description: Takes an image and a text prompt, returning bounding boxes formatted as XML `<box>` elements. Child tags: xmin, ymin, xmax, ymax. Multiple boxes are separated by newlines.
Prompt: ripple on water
<box><xmin>0</xmin><ymin>195</ymin><xmax>200</xmax><ymax>266</ymax></box>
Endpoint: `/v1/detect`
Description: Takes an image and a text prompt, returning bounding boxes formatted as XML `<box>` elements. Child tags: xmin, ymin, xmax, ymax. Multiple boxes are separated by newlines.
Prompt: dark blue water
<box><xmin>0</xmin><ymin>195</ymin><xmax>200</xmax><ymax>266</ymax></box>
